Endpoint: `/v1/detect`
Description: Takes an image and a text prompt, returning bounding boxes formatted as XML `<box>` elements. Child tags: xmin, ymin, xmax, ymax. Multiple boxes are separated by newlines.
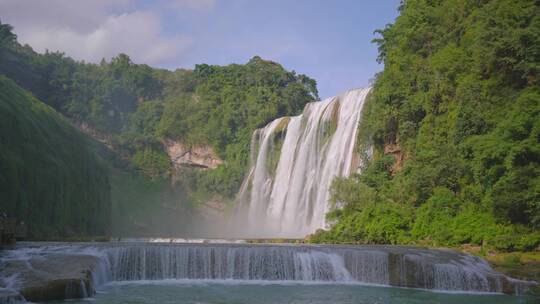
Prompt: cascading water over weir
<box><xmin>0</xmin><ymin>242</ymin><xmax>535</xmax><ymax>302</ymax></box>
<box><xmin>235</xmin><ymin>88</ymin><xmax>371</xmax><ymax>238</ymax></box>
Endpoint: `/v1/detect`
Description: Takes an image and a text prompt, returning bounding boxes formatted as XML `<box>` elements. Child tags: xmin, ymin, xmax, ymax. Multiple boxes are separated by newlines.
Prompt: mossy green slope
<box><xmin>0</xmin><ymin>76</ymin><xmax>110</xmax><ymax>238</ymax></box>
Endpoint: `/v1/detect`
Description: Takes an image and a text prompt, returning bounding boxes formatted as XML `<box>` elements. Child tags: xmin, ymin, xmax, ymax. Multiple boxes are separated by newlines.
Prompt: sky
<box><xmin>0</xmin><ymin>0</ymin><xmax>400</xmax><ymax>99</ymax></box>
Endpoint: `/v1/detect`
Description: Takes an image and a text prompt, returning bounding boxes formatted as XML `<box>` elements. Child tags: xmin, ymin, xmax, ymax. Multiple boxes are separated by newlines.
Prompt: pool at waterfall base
<box><xmin>48</xmin><ymin>280</ymin><xmax>538</xmax><ymax>304</ymax></box>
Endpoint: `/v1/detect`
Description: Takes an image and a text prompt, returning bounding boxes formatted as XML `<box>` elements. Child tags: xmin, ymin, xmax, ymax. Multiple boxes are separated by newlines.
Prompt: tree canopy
<box><xmin>0</xmin><ymin>21</ymin><xmax>318</xmax><ymax>235</ymax></box>
<box><xmin>312</xmin><ymin>0</ymin><xmax>540</xmax><ymax>251</ymax></box>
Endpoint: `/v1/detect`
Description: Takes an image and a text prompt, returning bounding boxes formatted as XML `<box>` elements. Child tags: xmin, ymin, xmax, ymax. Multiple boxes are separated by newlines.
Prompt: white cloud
<box><xmin>0</xmin><ymin>0</ymin><xmax>132</xmax><ymax>33</ymax></box>
<box><xmin>166</xmin><ymin>0</ymin><xmax>216</xmax><ymax>12</ymax></box>
<box><xmin>0</xmin><ymin>0</ymin><xmax>194</xmax><ymax>66</ymax></box>
<box><xmin>19</xmin><ymin>11</ymin><xmax>190</xmax><ymax>65</ymax></box>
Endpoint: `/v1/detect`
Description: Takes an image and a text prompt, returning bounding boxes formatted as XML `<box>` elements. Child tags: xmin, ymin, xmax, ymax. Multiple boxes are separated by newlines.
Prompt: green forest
<box><xmin>311</xmin><ymin>0</ymin><xmax>540</xmax><ymax>252</ymax></box>
<box><xmin>0</xmin><ymin>21</ymin><xmax>317</xmax><ymax>237</ymax></box>
<box><xmin>1</xmin><ymin>0</ymin><xmax>539</xmax><ymax>252</ymax></box>
<box><xmin>0</xmin><ymin>76</ymin><xmax>110</xmax><ymax>237</ymax></box>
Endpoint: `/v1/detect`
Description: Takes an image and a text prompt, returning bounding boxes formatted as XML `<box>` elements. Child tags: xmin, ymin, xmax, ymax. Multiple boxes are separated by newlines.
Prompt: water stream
<box><xmin>235</xmin><ymin>88</ymin><xmax>370</xmax><ymax>237</ymax></box>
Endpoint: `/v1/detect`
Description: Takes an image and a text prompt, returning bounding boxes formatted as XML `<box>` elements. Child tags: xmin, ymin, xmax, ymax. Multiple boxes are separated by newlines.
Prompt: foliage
<box><xmin>131</xmin><ymin>148</ymin><xmax>171</xmax><ymax>178</ymax></box>
<box><xmin>0</xmin><ymin>22</ymin><xmax>16</xmax><ymax>47</ymax></box>
<box><xmin>313</xmin><ymin>0</ymin><xmax>540</xmax><ymax>251</ymax></box>
<box><xmin>0</xmin><ymin>76</ymin><xmax>110</xmax><ymax>237</ymax></box>
<box><xmin>155</xmin><ymin>57</ymin><xmax>318</xmax><ymax>196</ymax></box>
<box><xmin>311</xmin><ymin>201</ymin><xmax>413</xmax><ymax>245</ymax></box>
<box><xmin>0</xmin><ymin>21</ymin><xmax>318</xmax><ymax>236</ymax></box>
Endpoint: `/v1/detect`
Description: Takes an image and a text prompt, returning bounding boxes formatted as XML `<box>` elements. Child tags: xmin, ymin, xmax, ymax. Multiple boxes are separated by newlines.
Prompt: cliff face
<box><xmin>165</xmin><ymin>140</ymin><xmax>226</xmax><ymax>219</ymax></box>
<box><xmin>383</xmin><ymin>142</ymin><xmax>404</xmax><ymax>174</ymax></box>
<box><xmin>164</xmin><ymin>140</ymin><xmax>223</xmax><ymax>170</ymax></box>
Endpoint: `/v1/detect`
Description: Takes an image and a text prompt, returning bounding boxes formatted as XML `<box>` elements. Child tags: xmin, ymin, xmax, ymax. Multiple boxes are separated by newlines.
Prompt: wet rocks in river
<box><xmin>1</xmin><ymin>253</ymin><xmax>97</xmax><ymax>302</ymax></box>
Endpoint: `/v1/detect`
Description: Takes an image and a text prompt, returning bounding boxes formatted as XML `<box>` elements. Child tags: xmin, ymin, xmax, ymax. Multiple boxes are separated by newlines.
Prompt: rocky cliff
<box><xmin>164</xmin><ymin>140</ymin><xmax>223</xmax><ymax>170</ymax></box>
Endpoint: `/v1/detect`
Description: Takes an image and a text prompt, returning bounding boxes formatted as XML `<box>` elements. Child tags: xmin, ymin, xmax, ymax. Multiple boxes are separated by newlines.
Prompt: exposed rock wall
<box><xmin>384</xmin><ymin>142</ymin><xmax>405</xmax><ymax>174</ymax></box>
<box><xmin>164</xmin><ymin>140</ymin><xmax>223</xmax><ymax>170</ymax></box>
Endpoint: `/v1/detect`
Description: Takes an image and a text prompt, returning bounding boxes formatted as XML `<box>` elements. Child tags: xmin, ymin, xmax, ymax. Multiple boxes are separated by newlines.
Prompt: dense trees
<box><xmin>156</xmin><ymin>57</ymin><xmax>318</xmax><ymax>196</ymax></box>
<box><xmin>312</xmin><ymin>0</ymin><xmax>540</xmax><ymax>251</ymax></box>
<box><xmin>0</xmin><ymin>21</ymin><xmax>317</xmax><ymax>235</ymax></box>
<box><xmin>0</xmin><ymin>22</ymin><xmax>316</xmax><ymax>183</ymax></box>
<box><xmin>0</xmin><ymin>76</ymin><xmax>111</xmax><ymax>237</ymax></box>
<box><xmin>0</xmin><ymin>22</ymin><xmax>16</xmax><ymax>46</ymax></box>
<box><xmin>7</xmin><ymin>0</ymin><xmax>537</xmax><ymax>248</ymax></box>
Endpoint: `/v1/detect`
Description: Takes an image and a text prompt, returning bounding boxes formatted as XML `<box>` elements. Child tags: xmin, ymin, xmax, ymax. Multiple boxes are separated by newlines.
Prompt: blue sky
<box><xmin>1</xmin><ymin>0</ymin><xmax>400</xmax><ymax>98</ymax></box>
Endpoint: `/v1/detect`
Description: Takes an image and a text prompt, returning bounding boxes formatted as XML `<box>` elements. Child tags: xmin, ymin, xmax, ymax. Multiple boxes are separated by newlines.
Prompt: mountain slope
<box><xmin>313</xmin><ymin>0</ymin><xmax>540</xmax><ymax>251</ymax></box>
<box><xmin>0</xmin><ymin>76</ymin><xmax>111</xmax><ymax>238</ymax></box>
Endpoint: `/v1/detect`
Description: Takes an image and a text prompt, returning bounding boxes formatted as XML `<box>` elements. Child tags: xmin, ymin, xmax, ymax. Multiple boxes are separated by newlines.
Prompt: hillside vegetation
<box><xmin>0</xmin><ymin>21</ymin><xmax>317</xmax><ymax>236</ymax></box>
<box><xmin>0</xmin><ymin>76</ymin><xmax>110</xmax><ymax>237</ymax></box>
<box><xmin>312</xmin><ymin>0</ymin><xmax>540</xmax><ymax>251</ymax></box>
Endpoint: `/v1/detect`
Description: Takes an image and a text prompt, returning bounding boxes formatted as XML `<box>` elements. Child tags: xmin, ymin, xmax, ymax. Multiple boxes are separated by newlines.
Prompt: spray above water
<box><xmin>234</xmin><ymin>88</ymin><xmax>371</xmax><ymax>238</ymax></box>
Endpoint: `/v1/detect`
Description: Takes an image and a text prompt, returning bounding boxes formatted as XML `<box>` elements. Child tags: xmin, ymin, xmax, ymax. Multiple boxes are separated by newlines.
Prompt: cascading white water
<box><xmin>1</xmin><ymin>243</ymin><xmax>534</xmax><ymax>296</ymax></box>
<box><xmin>98</xmin><ymin>244</ymin><xmax>536</xmax><ymax>294</ymax></box>
<box><xmin>103</xmin><ymin>245</ymin><xmax>353</xmax><ymax>282</ymax></box>
<box><xmin>236</xmin><ymin>88</ymin><xmax>371</xmax><ymax>237</ymax></box>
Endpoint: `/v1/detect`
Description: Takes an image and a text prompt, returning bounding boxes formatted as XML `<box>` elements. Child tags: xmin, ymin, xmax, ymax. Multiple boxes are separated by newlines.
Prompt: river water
<box><xmin>49</xmin><ymin>280</ymin><xmax>537</xmax><ymax>304</ymax></box>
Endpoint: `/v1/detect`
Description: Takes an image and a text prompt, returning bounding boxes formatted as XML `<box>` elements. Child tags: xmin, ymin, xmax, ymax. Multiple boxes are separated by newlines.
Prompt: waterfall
<box><xmin>102</xmin><ymin>245</ymin><xmax>352</xmax><ymax>282</ymax></box>
<box><xmin>86</xmin><ymin>244</ymin><xmax>530</xmax><ymax>294</ymax></box>
<box><xmin>1</xmin><ymin>243</ymin><xmax>534</xmax><ymax>296</ymax></box>
<box><xmin>235</xmin><ymin>88</ymin><xmax>371</xmax><ymax>238</ymax></box>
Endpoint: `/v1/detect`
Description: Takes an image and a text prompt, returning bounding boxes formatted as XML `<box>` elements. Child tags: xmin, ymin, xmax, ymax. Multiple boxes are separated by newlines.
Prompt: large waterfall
<box><xmin>235</xmin><ymin>88</ymin><xmax>371</xmax><ymax>237</ymax></box>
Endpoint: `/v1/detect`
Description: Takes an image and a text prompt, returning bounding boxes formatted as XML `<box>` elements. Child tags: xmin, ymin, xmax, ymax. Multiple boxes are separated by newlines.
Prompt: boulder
<box><xmin>1</xmin><ymin>253</ymin><xmax>98</xmax><ymax>302</ymax></box>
